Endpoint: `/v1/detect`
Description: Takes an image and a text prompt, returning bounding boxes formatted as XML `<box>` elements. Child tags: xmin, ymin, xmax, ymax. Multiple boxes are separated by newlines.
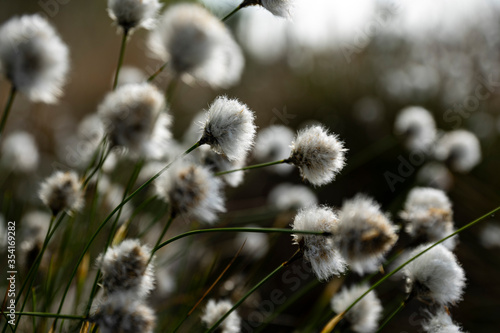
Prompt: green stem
<box><xmin>205</xmin><ymin>250</ymin><xmax>302</xmax><ymax>333</ymax></box>
<box><xmin>149</xmin><ymin>213</ymin><xmax>175</xmax><ymax>264</ymax></box>
<box><xmin>337</xmin><ymin>205</ymin><xmax>500</xmax><ymax>330</ymax></box>
<box><xmin>82</xmin><ymin>141</ymin><xmax>112</xmax><ymax>187</ymax></box>
<box><xmin>222</xmin><ymin>3</ymin><xmax>244</xmax><ymax>21</ymax></box>
<box><xmin>376</xmin><ymin>299</ymin><xmax>407</xmax><ymax>332</ymax></box>
<box><xmin>155</xmin><ymin>228</ymin><xmax>330</xmax><ymax>252</ymax></box>
<box><xmin>53</xmin><ymin>141</ymin><xmax>202</xmax><ymax>326</ymax></box>
<box><xmin>215</xmin><ymin>159</ymin><xmax>289</xmax><ymax>176</ymax></box>
<box><xmin>0</xmin><ymin>85</ymin><xmax>17</xmax><ymax>139</ymax></box>
<box><xmin>147</xmin><ymin>62</ymin><xmax>167</xmax><ymax>82</ymax></box>
<box><xmin>112</xmin><ymin>28</ymin><xmax>129</xmax><ymax>90</ymax></box>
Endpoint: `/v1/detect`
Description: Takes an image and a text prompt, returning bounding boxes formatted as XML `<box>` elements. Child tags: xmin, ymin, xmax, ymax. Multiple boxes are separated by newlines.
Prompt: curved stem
<box><xmin>215</xmin><ymin>159</ymin><xmax>289</xmax><ymax>176</ymax></box>
<box><xmin>321</xmin><ymin>204</ymin><xmax>500</xmax><ymax>333</ymax></box>
<box><xmin>0</xmin><ymin>85</ymin><xmax>17</xmax><ymax>139</ymax></box>
<box><xmin>112</xmin><ymin>28</ymin><xmax>129</xmax><ymax>90</ymax></box>
<box><xmin>205</xmin><ymin>250</ymin><xmax>302</xmax><ymax>333</ymax></box>
<box><xmin>155</xmin><ymin>228</ymin><xmax>330</xmax><ymax>252</ymax></box>
<box><xmin>149</xmin><ymin>212</ymin><xmax>175</xmax><ymax>264</ymax></box>
<box><xmin>376</xmin><ymin>299</ymin><xmax>407</xmax><ymax>332</ymax></box>
<box><xmin>53</xmin><ymin>141</ymin><xmax>202</xmax><ymax>326</ymax></box>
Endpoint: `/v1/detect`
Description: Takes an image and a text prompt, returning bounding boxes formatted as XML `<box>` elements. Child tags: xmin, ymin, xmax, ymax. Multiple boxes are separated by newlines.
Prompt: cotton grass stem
<box><xmin>222</xmin><ymin>3</ymin><xmax>244</xmax><ymax>21</ymax></box>
<box><xmin>147</xmin><ymin>62</ymin><xmax>167</xmax><ymax>82</ymax></box>
<box><xmin>375</xmin><ymin>299</ymin><xmax>407</xmax><ymax>332</ymax></box>
<box><xmin>215</xmin><ymin>159</ymin><xmax>289</xmax><ymax>176</ymax></box>
<box><xmin>149</xmin><ymin>212</ymin><xmax>175</xmax><ymax>264</ymax></box>
<box><xmin>205</xmin><ymin>250</ymin><xmax>302</xmax><ymax>333</ymax></box>
<box><xmin>320</xmin><ymin>204</ymin><xmax>500</xmax><ymax>333</ymax></box>
<box><xmin>155</xmin><ymin>228</ymin><xmax>330</xmax><ymax>252</ymax></box>
<box><xmin>53</xmin><ymin>141</ymin><xmax>202</xmax><ymax>327</ymax></box>
<box><xmin>112</xmin><ymin>28</ymin><xmax>129</xmax><ymax>90</ymax></box>
<box><xmin>0</xmin><ymin>85</ymin><xmax>16</xmax><ymax>140</ymax></box>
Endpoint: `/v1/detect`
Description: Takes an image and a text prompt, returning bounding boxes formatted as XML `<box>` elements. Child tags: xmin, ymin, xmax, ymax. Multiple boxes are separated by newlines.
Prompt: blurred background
<box><xmin>1</xmin><ymin>0</ymin><xmax>500</xmax><ymax>332</ymax></box>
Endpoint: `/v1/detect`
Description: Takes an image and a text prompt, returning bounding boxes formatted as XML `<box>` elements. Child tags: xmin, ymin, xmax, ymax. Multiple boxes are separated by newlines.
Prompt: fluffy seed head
<box><xmin>39</xmin><ymin>171</ymin><xmax>84</xmax><ymax>215</ymax></box>
<box><xmin>394</xmin><ymin>106</ymin><xmax>437</xmax><ymax>152</ymax></box>
<box><xmin>98</xmin><ymin>83</ymin><xmax>169</xmax><ymax>154</ymax></box>
<box><xmin>107</xmin><ymin>0</ymin><xmax>161</xmax><ymax>31</ymax></box>
<box><xmin>400</xmin><ymin>187</ymin><xmax>456</xmax><ymax>250</ymax></box>
<box><xmin>254</xmin><ymin>125</ymin><xmax>294</xmax><ymax>175</ymax></box>
<box><xmin>201</xmin><ymin>299</ymin><xmax>241</xmax><ymax>333</ymax></box>
<box><xmin>200</xmin><ymin>96</ymin><xmax>256</xmax><ymax>162</ymax></box>
<box><xmin>1</xmin><ymin>131</ymin><xmax>39</xmax><ymax>172</ymax></box>
<box><xmin>479</xmin><ymin>223</ymin><xmax>500</xmax><ymax>249</ymax></box>
<box><xmin>331</xmin><ymin>284</ymin><xmax>383</xmax><ymax>333</ymax></box>
<box><xmin>403</xmin><ymin>244</ymin><xmax>466</xmax><ymax>306</ymax></box>
<box><xmin>97</xmin><ymin>239</ymin><xmax>155</xmax><ymax>298</ymax></box>
<box><xmin>0</xmin><ymin>14</ymin><xmax>69</xmax><ymax>103</ymax></box>
<box><xmin>337</xmin><ymin>195</ymin><xmax>398</xmax><ymax>275</ymax></box>
<box><xmin>148</xmin><ymin>3</ymin><xmax>244</xmax><ymax>88</ymax></box>
<box><xmin>434</xmin><ymin>130</ymin><xmax>481</xmax><ymax>173</ymax></box>
<box><xmin>422</xmin><ymin>310</ymin><xmax>465</xmax><ymax>333</ymax></box>
<box><xmin>291</xmin><ymin>206</ymin><xmax>347</xmax><ymax>280</ymax></box>
<box><xmin>91</xmin><ymin>294</ymin><xmax>155</xmax><ymax>333</ymax></box>
<box><xmin>198</xmin><ymin>145</ymin><xmax>245</xmax><ymax>187</ymax></box>
<box><xmin>268</xmin><ymin>183</ymin><xmax>318</xmax><ymax>211</ymax></box>
<box><xmin>155</xmin><ymin>160</ymin><xmax>225</xmax><ymax>223</ymax></box>
<box><xmin>260</xmin><ymin>0</ymin><xmax>295</xmax><ymax>18</ymax></box>
<box><xmin>289</xmin><ymin>125</ymin><xmax>347</xmax><ymax>186</ymax></box>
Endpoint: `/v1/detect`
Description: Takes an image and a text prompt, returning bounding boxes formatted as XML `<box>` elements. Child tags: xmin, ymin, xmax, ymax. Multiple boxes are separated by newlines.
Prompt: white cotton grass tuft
<box><xmin>417</xmin><ymin>162</ymin><xmax>454</xmax><ymax>192</ymax></box>
<box><xmin>147</xmin><ymin>3</ymin><xmax>244</xmax><ymax>88</ymax></box>
<box><xmin>253</xmin><ymin>125</ymin><xmax>294</xmax><ymax>175</ymax></box>
<box><xmin>434</xmin><ymin>130</ymin><xmax>482</xmax><ymax>173</ymax></box>
<box><xmin>114</xmin><ymin>66</ymin><xmax>147</xmax><ymax>87</ymax></box>
<box><xmin>0</xmin><ymin>14</ymin><xmax>69</xmax><ymax>103</ymax></box>
<box><xmin>479</xmin><ymin>223</ymin><xmax>500</xmax><ymax>249</ymax></box>
<box><xmin>268</xmin><ymin>183</ymin><xmax>318</xmax><ymax>211</ymax></box>
<box><xmin>291</xmin><ymin>205</ymin><xmax>347</xmax><ymax>281</ymax></box>
<box><xmin>394</xmin><ymin>106</ymin><xmax>437</xmax><ymax>152</ymax></box>
<box><xmin>98</xmin><ymin>82</ymin><xmax>170</xmax><ymax>155</ymax></box>
<box><xmin>90</xmin><ymin>293</ymin><xmax>156</xmax><ymax>333</ymax></box>
<box><xmin>197</xmin><ymin>145</ymin><xmax>245</xmax><ymax>187</ymax></box>
<box><xmin>1</xmin><ymin>131</ymin><xmax>39</xmax><ymax>172</ymax></box>
<box><xmin>422</xmin><ymin>309</ymin><xmax>466</xmax><ymax>333</ymax></box>
<box><xmin>155</xmin><ymin>160</ymin><xmax>225</xmax><ymax>223</ymax></box>
<box><xmin>39</xmin><ymin>171</ymin><xmax>84</xmax><ymax>216</ymax></box>
<box><xmin>96</xmin><ymin>239</ymin><xmax>155</xmax><ymax>298</ymax></box>
<box><xmin>288</xmin><ymin>125</ymin><xmax>347</xmax><ymax>186</ymax></box>
<box><xmin>331</xmin><ymin>284</ymin><xmax>383</xmax><ymax>333</ymax></box>
<box><xmin>107</xmin><ymin>0</ymin><xmax>161</xmax><ymax>32</ymax></box>
<box><xmin>260</xmin><ymin>0</ymin><xmax>296</xmax><ymax>18</ymax></box>
<box><xmin>201</xmin><ymin>299</ymin><xmax>241</xmax><ymax>333</ymax></box>
<box><xmin>200</xmin><ymin>96</ymin><xmax>256</xmax><ymax>162</ymax></box>
<box><xmin>400</xmin><ymin>187</ymin><xmax>456</xmax><ymax>250</ymax></box>
<box><xmin>403</xmin><ymin>244</ymin><xmax>466</xmax><ymax>306</ymax></box>
<box><xmin>337</xmin><ymin>195</ymin><xmax>398</xmax><ymax>275</ymax></box>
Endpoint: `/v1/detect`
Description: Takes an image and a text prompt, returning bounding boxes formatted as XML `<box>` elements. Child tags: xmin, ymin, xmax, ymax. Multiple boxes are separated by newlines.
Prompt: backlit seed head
<box><xmin>338</xmin><ymin>195</ymin><xmax>398</xmax><ymax>275</ymax></box>
<box><xmin>201</xmin><ymin>299</ymin><xmax>241</xmax><ymax>333</ymax></box>
<box><xmin>403</xmin><ymin>244</ymin><xmax>466</xmax><ymax>306</ymax></box>
<box><xmin>331</xmin><ymin>284</ymin><xmax>383</xmax><ymax>333</ymax></box>
<box><xmin>292</xmin><ymin>205</ymin><xmax>347</xmax><ymax>280</ymax></box>
<box><xmin>0</xmin><ymin>14</ymin><xmax>70</xmax><ymax>103</ymax></box>
<box><xmin>39</xmin><ymin>171</ymin><xmax>84</xmax><ymax>215</ymax></box>
<box><xmin>107</xmin><ymin>0</ymin><xmax>161</xmax><ymax>32</ymax></box>
<box><xmin>394</xmin><ymin>106</ymin><xmax>437</xmax><ymax>152</ymax></box>
<box><xmin>200</xmin><ymin>96</ymin><xmax>256</xmax><ymax>162</ymax></box>
<box><xmin>155</xmin><ymin>160</ymin><xmax>226</xmax><ymax>223</ymax></box>
<box><xmin>97</xmin><ymin>239</ymin><xmax>155</xmax><ymax>298</ymax></box>
<box><xmin>434</xmin><ymin>130</ymin><xmax>481</xmax><ymax>173</ymax></box>
<box><xmin>289</xmin><ymin>125</ymin><xmax>347</xmax><ymax>186</ymax></box>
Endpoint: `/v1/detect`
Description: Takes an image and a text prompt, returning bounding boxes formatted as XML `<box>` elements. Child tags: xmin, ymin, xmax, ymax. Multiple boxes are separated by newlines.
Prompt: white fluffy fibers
<box><xmin>201</xmin><ymin>299</ymin><xmax>241</xmax><ymax>333</ymax></box>
<box><xmin>107</xmin><ymin>0</ymin><xmax>161</xmax><ymax>31</ymax></box>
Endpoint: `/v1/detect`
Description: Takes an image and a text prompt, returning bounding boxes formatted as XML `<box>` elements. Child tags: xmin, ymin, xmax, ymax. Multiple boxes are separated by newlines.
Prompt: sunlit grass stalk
<box><xmin>205</xmin><ymin>250</ymin><xmax>302</xmax><ymax>333</ymax></box>
<box><xmin>52</xmin><ymin>141</ymin><xmax>202</xmax><ymax>327</ymax></box>
<box><xmin>0</xmin><ymin>85</ymin><xmax>16</xmax><ymax>140</ymax></box>
<box><xmin>320</xmin><ymin>204</ymin><xmax>500</xmax><ymax>333</ymax></box>
<box><xmin>112</xmin><ymin>28</ymin><xmax>129</xmax><ymax>90</ymax></box>
<box><xmin>147</xmin><ymin>62</ymin><xmax>168</xmax><ymax>82</ymax></box>
<box><xmin>155</xmin><ymin>228</ymin><xmax>330</xmax><ymax>253</ymax></box>
<box><xmin>215</xmin><ymin>158</ymin><xmax>290</xmax><ymax>176</ymax></box>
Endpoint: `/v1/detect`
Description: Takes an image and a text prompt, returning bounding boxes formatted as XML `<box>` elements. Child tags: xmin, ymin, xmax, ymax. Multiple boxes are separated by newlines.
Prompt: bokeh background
<box><xmin>1</xmin><ymin>0</ymin><xmax>500</xmax><ymax>332</ymax></box>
